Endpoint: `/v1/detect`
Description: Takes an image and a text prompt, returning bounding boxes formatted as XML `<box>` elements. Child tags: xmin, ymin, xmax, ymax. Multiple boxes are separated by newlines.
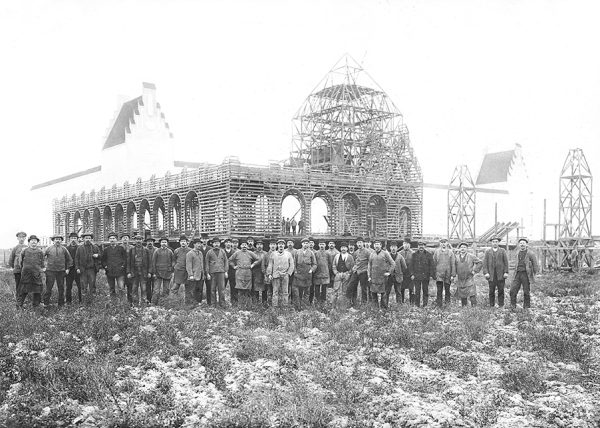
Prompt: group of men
<box><xmin>281</xmin><ymin>217</ymin><xmax>305</xmax><ymax>236</ymax></box>
<box><xmin>8</xmin><ymin>230</ymin><xmax>539</xmax><ymax>311</ymax></box>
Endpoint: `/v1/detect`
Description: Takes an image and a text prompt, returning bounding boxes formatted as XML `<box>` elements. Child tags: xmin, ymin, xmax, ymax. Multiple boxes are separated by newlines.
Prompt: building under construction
<box><xmin>48</xmin><ymin>56</ymin><xmax>423</xmax><ymax>241</ymax></box>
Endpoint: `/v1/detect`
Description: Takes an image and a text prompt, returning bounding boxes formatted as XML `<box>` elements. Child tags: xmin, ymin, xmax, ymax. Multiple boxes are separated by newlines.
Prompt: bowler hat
<box><xmin>16</xmin><ymin>231</ymin><xmax>26</xmax><ymax>238</ymax></box>
<box><xmin>200</xmin><ymin>232</ymin><xmax>209</xmax><ymax>239</ymax></box>
<box><xmin>179</xmin><ymin>234</ymin><xmax>188</xmax><ymax>242</ymax></box>
<box><xmin>340</xmin><ymin>241</ymin><xmax>349</xmax><ymax>248</ymax></box>
<box><xmin>212</xmin><ymin>236</ymin><xmax>221</xmax><ymax>243</ymax></box>
<box><xmin>276</xmin><ymin>239</ymin><xmax>286</xmax><ymax>245</ymax></box>
<box><xmin>489</xmin><ymin>236</ymin><xmax>501</xmax><ymax>242</ymax></box>
<box><xmin>518</xmin><ymin>237</ymin><xmax>529</xmax><ymax>244</ymax></box>
<box><xmin>355</xmin><ymin>237</ymin><xmax>365</xmax><ymax>243</ymax></box>
<box><xmin>459</xmin><ymin>242</ymin><xmax>468</xmax><ymax>248</ymax></box>
<box><xmin>159</xmin><ymin>236</ymin><xmax>169</xmax><ymax>243</ymax></box>
<box><xmin>107</xmin><ymin>232</ymin><xmax>118</xmax><ymax>240</ymax></box>
<box><xmin>51</xmin><ymin>234</ymin><xmax>64</xmax><ymax>241</ymax></box>
<box><xmin>28</xmin><ymin>235</ymin><xmax>39</xmax><ymax>242</ymax></box>
<box><xmin>82</xmin><ymin>232</ymin><xmax>94</xmax><ymax>239</ymax></box>
<box><xmin>69</xmin><ymin>232</ymin><xmax>78</xmax><ymax>239</ymax></box>
<box><xmin>255</xmin><ymin>239</ymin><xmax>263</xmax><ymax>244</ymax></box>
<box><xmin>191</xmin><ymin>238</ymin><xmax>201</xmax><ymax>245</ymax></box>
<box><xmin>247</xmin><ymin>236</ymin><xmax>255</xmax><ymax>242</ymax></box>
<box><xmin>145</xmin><ymin>237</ymin><xmax>155</xmax><ymax>243</ymax></box>
<box><xmin>301</xmin><ymin>237</ymin><xmax>309</xmax><ymax>243</ymax></box>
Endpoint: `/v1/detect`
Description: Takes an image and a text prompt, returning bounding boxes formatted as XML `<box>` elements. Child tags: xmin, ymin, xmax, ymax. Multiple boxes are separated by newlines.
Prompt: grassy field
<box><xmin>0</xmin><ymin>269</ymin><xmax>599</xmax><ymax>427</ymax></box>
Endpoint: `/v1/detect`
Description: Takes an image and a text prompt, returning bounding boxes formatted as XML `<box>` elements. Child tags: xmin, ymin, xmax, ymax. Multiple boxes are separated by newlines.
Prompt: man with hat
<box><xmin>347</xmin><ymin>237</ymin><xmax>371</xmax><ymax>307</ymax></box>
<box><xmin>266</xmin><ymin>239</ymin><xmax>295</xmax><ymax>307</ymax></box>
<box><xmin>326</xmin><ymin>240</ymin><xmax>340</xmax><ymax>281</ymax></box>
<box><xmin>120</xmin><ymin>233</ymin><xmax>133</xmax><ymax>303</ymax></box>
<box><xmin>251</xmin><ymin>239</ymin><xmax>269</xmax><ymax>305</ymax></box>
<box><xmin>205</xmin><ymin>236</ymin><xmax>228</xmax><ymax>306</ymax></box>
<box><xmin>229</xmin><ymin>240</ymin><xmax>258</xmax><ymax>305</ymax></box>
<box><xmin>9</xmin><ymin>231</ymin><xmax>28</xmax><ymax>296</ymax></box>
<box><xmin>246</xmin><ymin>236</ymin><xmax>256</xmax><ymax>252</ymax></box>
<box><xmin>262</xmin><ymin>239</ymin><xmax>277</xmax><ymax>305</ymax></box>
<box><xmin>399</xmin><ymin>238</ymin><xmax>415</xmax><ymax>304</ymax></box>
<box><xmin>292</xmin><ymin>238</ymin><xmax>317</xmax><ymax>310</ymax></box>
<box><xmin>171</xmin><ymin>234</ymin><xmax>191</xmax><ymax>304</ymax></box>
<box><xmin>198</xmin><ymin>232</ymin><xmax>213</xmax><ymax>305</ymax></box>
<box><xmin>410</xmin><ymin>240</ymin><xmax>434</xmax><ymax>307</ymax></box>
<box><xmin>510</xmin><ymin>237</ymin><xmax>539</xmax><ymax>309</ymax></box>
<box><xmin>127</xmin><ymin>235</ymin><xmax>152</xmax><ymax>305</ymax></box>
<box><xmin>483</xmin><ymin>236</ymin><xmax>509</xmax><ymax>307</ymax></box>
<box><xmin>385</xmin><ymin>241</ymin><xmax>408</xmax><ymax>308</ymax></box>
<box><xmin>312</xmin><ymin>239</ymin><xmax>331</xmax><ymax>305</ymax></box>
<box><xmin>74</xmin><ymin>232</ymin><xmax>101</xmax><ymax>303</ymax></box>
<box><xmin>65</xmin><ymin>232</ymin><xmax>82</xmax><ymax>304</ymax></box>
<box><xmin>331</xmin><ymin>242</ymin><xmax>354</xmax><ymax>309</ymax></box>
<box><xmin>454</xmin><ymin>242</ymin><xmax>482</xmax><ymax>307</ymax></box>
<box><xmin>185</xmin><ymin>238</ymin><xmax>205</xmax><ymax>307</ymax></box>
<box><xmin>145</xmin><ymin>237</ymin><xmax>157</xmax><ymax>303</ymax></box>
<box><xmin>43</xmin><ymin>234</ymin><xmax>73</xmax><ymax>307</ymax></box>
<box><xmin>285</xmin><ymin>239</ymin><xmax>296</xmax><ymax>302</ymax></box>
<box><xmin>433</xmin><ymin>238</ymin><xmax>456</xmax><ymax>308</ymax></box>
<box><xmin>368</xmin><ymin>238</ymin><xmax>395</xmax><ymax>308</ymax></box>
<box><xmin>102</xmin><ymin>232</ymin><xmax>128</xmax><ymax>301</ymax></box>
<box><xmin>291</xmin><ymin>217</ymin><xmax>297</xmax><ymax>235</ymax></box>
<box><xmin>224</xmin><ymin>238</ymin><xmax>238</xmax><ymax>306</ymax></box>
<box><xmin>151</xmin><ymin>237</ymin><xmax>174</xmax><ymax>305</ymax></box>
<box><xmin>16</xmin><ymin>235</ymin><xmax>45</xmax><ymax>308</ymax></box>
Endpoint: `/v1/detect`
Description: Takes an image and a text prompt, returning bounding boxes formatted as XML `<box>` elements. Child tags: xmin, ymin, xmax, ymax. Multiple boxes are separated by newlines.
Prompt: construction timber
<box><xmin>51</xmin><ymin>55</ymin><xmax>423</xmax><ymax>242</ymax></box>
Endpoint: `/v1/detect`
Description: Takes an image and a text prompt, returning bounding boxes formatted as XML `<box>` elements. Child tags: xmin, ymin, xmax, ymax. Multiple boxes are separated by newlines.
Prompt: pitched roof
<box><xmin>475</xmin><ymin>150</ymin><xmax>515</xmax><ymax>185</ymax></box>
<box><xmin>103</xmin><ymin>96</ymin><xmax>143</xmax><ymax>150</ymax></box>
<box><xmin>31</xmin><ymin>166</ymin><xmax>101</xmax><ymax>190</ymax></box>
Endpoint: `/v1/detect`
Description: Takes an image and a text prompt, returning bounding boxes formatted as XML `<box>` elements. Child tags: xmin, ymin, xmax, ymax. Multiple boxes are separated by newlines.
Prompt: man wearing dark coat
<box><xmin>483</xmin><ymin>236</ymin><xmax>509</xmax><ymax>307</ymax></box>
<box><xmin>510</xmin><ymin>237</ymin><xmax>539</xmax><ymax>309</ymax></box>
<box><xmin>43</xmin><ymin>234</ymin><xmax>72</xmax><ymax>307</ymax></box>
<box><xmin>75</xmin><ymin>233</ymin><xmax>101</xmax><ymax>303</ymax></box>
<box><xmin>224</xmin><ymin>238</ymin><xmax>238</xmax><ymax>306</ymax></box>
<box><xmin>206</xmin><ymin>237</ymin><xmax>228</xmax><ymax>306</ymax></box>
<box><xmin>17</xmin><ymin>235</ymin><xmax>45</xmax><ymax>308</ymax></box>
<box><xmin>171</xmin><ymin>235</ymin><xmax>191</xmax><ymax>303</ymax></box>
<box><xmin>101</xmin><ymin>232</ymin><xmax>127</xmax><ymax>301</ymax></box>
<box><xmin>65</xmin><ymin>232</ymin><xmax>82</xmax><ymax>304</ymax></box>
<box><xmin>399</xmin><ymin>238</ymin><xmax>415</xmax><ymax>304</ymax></box>
<box><xmin>8</xmin><ymin>231</ymin><xmax>27</xmax><ymax>296</ymax></box>
<box><xmin>145</xmin><ymin>237</ymin><xmax>156</xmax><ymax>303</ymax></box>
<box><xmin>127</xmin><ymin>235</ymin><xmax>152</xmax><ymax>305</ymax></box>
<box><xmin>368</xmin><ymin>239</ymin><xmax>395</xmax><ymax>308</ymax></box>
<box><xmin>151</xmin><ymin>237</ymin><xmax>174</xmax><ymax>305</ymax></box>
<box><xmin>120</xmin><ymin>233</ymin><xmax>133</xmax><ymax>304</ymax></box>
<box><xmin>292</xmin><ymin>238</ymin><xmax>317</xmax><ymax>310</ymax></box>
<box><xmin>410</xmin><ymin>241</ymin><xmax>434</xmax><ymax>307</ymax></box>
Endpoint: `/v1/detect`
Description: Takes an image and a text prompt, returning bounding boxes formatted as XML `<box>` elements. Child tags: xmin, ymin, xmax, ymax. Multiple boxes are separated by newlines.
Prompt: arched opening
<box><xmin>184</xmin><ymin>191</ymin><xmax>200</xmax><ymax>235</ymax></box>
<box><xmin>74</xmin><ymin>211</ymin><xmax>83</xmax><ymax>235</ymax></box>
<box><xmin>215</xmin><ymin>200</ymin><xmax>226</xmax><ymax>233</ymax></box>
<box><xmin>341</xmin><ymin>193</ymin><xmax>361</xmax><ymax>236</ymax></box>
<box><xmin>310</xmin><ymin>191</ymin><xmax>334</xmax><ymax>235</ymax></box>
<box><xmin>127</xmin><ymin>201</ymin><xmax>137</xmax><ymax>234</ymax></box>
<box><xmin>93</xmin><ymin>208</ymin><xmax>102</xmax><ymax>241</ymax></box>
<box><xmin>55</xmin><ymin>213</ymin><xmax>63</xmax><ymax>237</ymax></box>
<box><xmin>153</xmin><ymin>197</ymin><xmax>166</xmax><ymax>234</ymax></box>
<box><xmin>399</xmin><ymin>206</ymin><xmax>412</xmax><ymax>238</ymax></box>
<box><xmin>64</xmin><ymin>212</ymin><xmax>71</xmax><ymax>236</ymax></box>
<box><xmin>367</xmin><ymin>195</ymin><xmax>387</xmax><ymax>238</ymax></box>
<box><xmin>83</xmin><ymin>209</ymin><xmax>91</xmax><ymax>233</ymax></box>
<box><xmin>114</xmin><ymin>204</ymin><xmax>124</xmax><ymax>236</ymax></box>
<box><xmin>255</xmin><ymin>195</ymin><xmax>269</xmax><ymax>234</ymax></box>
<box><xmin>140</xmin><ymin>199</ymin><xmax>151</xmax><ymax>235</ymax></box>
<box><xmin>281</xmin><ymin>190</ymin><xmax>304</xmax><ymax>236</ymax></box>
<box><xmin>103</xmin><ymin>206</ymin><xmax>113</xmax><ymax>239</ymax></box>
<box><xmin>168</xmin><ymin>194</ymin><xmax>181</xmax><ymax>236</ymax></box>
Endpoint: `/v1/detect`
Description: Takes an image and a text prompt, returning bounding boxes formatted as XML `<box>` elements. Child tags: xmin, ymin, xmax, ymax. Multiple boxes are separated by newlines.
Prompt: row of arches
<box><xmin>55</xmin><ymin>189</ymin><xmax>415</xmax><ymax>240</ymax></box>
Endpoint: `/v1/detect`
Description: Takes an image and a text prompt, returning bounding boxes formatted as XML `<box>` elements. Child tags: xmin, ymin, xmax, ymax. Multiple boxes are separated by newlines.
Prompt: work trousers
<box><xmin>510</xmin><ymin>271</ymin><xmax>531</xmax><ymax>308</ymax></box>
<box><xmin>146</xmin><ymin>276</ymin><xmax>154</xmax><ymax>304</ymax></box>
<box><xmin>13</xmin><ymin>273</ymin><xmax>21</xmax><ymax>295</ymax></box>
<box><xmin>253</xmin><ymin>285</ymin><xmax>271</xmax><ymax>305</ymax></box>
<box><xmin>461</xmin><ymin>296</ymin><xmax>477</xmax><ymax>307</ymax></box>
<box><xmin>347</xmin><ymin>271</ymin><xmax>368</xmax><ymax>307</ymax></box>
<box><xmin>292</xmin><ymin>285</ymin><xmax>309</xmax><ymax>310</ymax></box>
<box><xmin>106</xmin><ymin>275</ymin><xmax>126</xmax><ymax>299</ymax></box>
<box><xmin>401</xmin><ymin>277</ymin><xmax>415</xmax><ymax>304</ymax></box>
<box><xmin>226</xmin><ymin>270</ymin><xmax>237</xmax><ymax>305</ymax></box>
<box><xmin>384</xmin><ymin>277</ymin><xmax>402</xmax><ymax>308</ymax></box>
<box><xmin>130</xmin><ymin>275</ymin><xmax>148</xmax><ymax>305</ymax></box>
<box><xmin>17</xmin><ymin>291</ymin><xmax>41</xmax><ymax>307</ymax></box>
<box><xmin>371</xmin><ymin>291</ymin><xmax>386</xmax><ymax>309</ymax></box>
<box><xmin>436</xmin><ymin>281</ymin><xmax>451</xmax><ymax>307</ymax></box>
<box><xmin>209</xmin><ymin>273</ymin><xmax>226</xmax><ymax>306</ymax></box>
<box><xmin>488</xmin><ymin>277</ymin><xmax>505</xmax><ymax>307</ymax></box>
<box><xmin>80</xmin><ymin>268</ymin><xmax>97</xmax><ymax>303</ymax></box>
<box><xmin>65</xmin><ymin>269</ymin><xmax>81</xmax><ymax>304</ymax></box>
<box><xmin>152</xmin><ymin>277</ymin><xmax>171</xmax><ymax>305</ymax></box>
<box><xmin>185</xmin><ymin>280</ymin><xmax>202</xmax><ymax>306</ymax></box>
<box><xmin>125</xmin><ymin>276</ymin><xmax>133</xmax><ymax>304</ymax></box>
<box><xmin>414</xmin><ymin>279</ymin><xmax>430</xmax><ymax>307</ymax></box>
<box><xmin>310</xmin><ymin>282</ymin><xmax>327</xmax><ymax>304</ymax></box>
<box><xmin>43</xmin><ymin>270</ymin><xmax>66</xmax><ymax>306</ymax></box>
<box><xmin>272</xmin><ymin>275</ymin><xmax>289</xmax><ymax>307</ymax></box>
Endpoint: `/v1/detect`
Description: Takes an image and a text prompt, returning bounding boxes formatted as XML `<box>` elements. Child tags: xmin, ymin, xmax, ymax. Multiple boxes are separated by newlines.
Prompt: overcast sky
<box><xmin>1</xmin><ymin>0</ymin><xmax>600</xmax><ymax>247</ymax></box>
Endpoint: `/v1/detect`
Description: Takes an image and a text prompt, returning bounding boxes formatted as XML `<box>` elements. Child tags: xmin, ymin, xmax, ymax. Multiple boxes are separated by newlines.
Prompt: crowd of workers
<box><xmin>7</xmin><ymin>229</ymin><xmax>541</xmax><ymax>312</ymax></box>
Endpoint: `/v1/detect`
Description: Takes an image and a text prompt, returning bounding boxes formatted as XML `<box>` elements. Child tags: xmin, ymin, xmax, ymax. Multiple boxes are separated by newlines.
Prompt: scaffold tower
<box><xmin>448</xmin><ymin>165</ymin><xmax>476</xmax><ymax>241</ymax></box>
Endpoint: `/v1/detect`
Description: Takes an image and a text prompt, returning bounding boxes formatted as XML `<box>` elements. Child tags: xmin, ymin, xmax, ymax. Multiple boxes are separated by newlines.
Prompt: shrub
<box><xmin>500</xmin><ymin>358</ymin><xmax>545</xmax><ymax>395</ymax></box>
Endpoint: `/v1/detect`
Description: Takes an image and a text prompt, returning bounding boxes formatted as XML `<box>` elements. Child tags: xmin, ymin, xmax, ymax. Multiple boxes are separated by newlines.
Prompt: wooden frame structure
<box><xmin>448</xmin><ymin>165</ymin><xmax>476</xmax><ymax>241</ymax></box>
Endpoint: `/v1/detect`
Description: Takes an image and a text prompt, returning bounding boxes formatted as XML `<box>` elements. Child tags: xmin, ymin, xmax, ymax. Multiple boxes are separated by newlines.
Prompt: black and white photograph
<box><xmin>1</xmin><ymin>0</ymin><xmax>599</xmax><ymax>426</ymax></box>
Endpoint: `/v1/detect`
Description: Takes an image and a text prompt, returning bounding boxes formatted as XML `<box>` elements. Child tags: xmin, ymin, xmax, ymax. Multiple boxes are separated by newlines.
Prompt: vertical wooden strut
<box><xmin>448</xmin><ymin>165</ymin><xmax>476</xmax><ymax>241</ymax></box>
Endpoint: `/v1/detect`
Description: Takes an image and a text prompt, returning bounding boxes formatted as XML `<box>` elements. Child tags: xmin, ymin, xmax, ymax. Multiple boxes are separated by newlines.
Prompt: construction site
<box><xmin>43</xmin><ymin>56</ymin><xmax>597</xmax><ymax>271</ymax></box>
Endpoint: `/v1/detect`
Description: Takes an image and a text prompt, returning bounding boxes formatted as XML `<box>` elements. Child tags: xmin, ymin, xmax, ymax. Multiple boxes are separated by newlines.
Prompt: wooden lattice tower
<box><xmin>448</xmin><ymin>165</ymin><xmax>476</xmax><ymax>241</ymax></box>
<box><xmin>558</xmin><ymin>148</ymin><xmax>593</xmax><ymax>267</ymax></box>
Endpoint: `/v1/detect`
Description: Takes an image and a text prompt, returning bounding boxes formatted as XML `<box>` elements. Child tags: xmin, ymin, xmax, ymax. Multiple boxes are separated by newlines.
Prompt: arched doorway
<box><xmin>114</xmin><ymin>204</ymin><xmax>124</xmax><ymax>236</ymax></box>
<box><xmin>83</xmin><ymin>209</ymin><xmax>91</xmax><ymax>234</ymax></box>
<box><xmin>168</xmin><ymin>194</ymin><xmax>181</xmax><ymax>236</ymax></box>
<box><xmin>64</xmin><ymin>212</ymin><xmax>71</xmax><ymax>236</ymax></box>
<box><xmin>341</xmin><ymin>193</ymin><xmax>361</xmax><ymax>236</ymax></box>
<box><xmin>127</xmin><ymin>201</ymin><xmax>137</xmax><ymax>234</ymax></box>
<box><xmin>153</xmin><ymin>197</ymin><xmax>166</xmax><ymax>234</ymax></box>
<box><xmin>367</xmin><ymin>195</ymin><xmax>387</xmax><ymax>238</ymax></box>
<box><xmin>184</xmin><ymin>191</ymin><xmax>200</xmax><ymax>236</ymax></box>
<box><xmin>74</xmin><ymin>211</ymin><xmax>83</xmax><ymax>235</ymax></box>
<box><xmin>140</xmin><ymin>199</ymin><xmax>151</xmax><ymax>237</ymax></box>
<box><xmin>311</xmin><ymin>191</ymin><xmax>334</xmax><ymax>235</ymax></box>
<box><xmin>103</xmin><ymin>206</ymin><xmax>113</xmax><ymax>239</ymax></box>
<box><xmin>399</xmin><ymin>206</ymin><xmax>412</xmax><ymax>238</ymax></box>
<box><xmin>93</xmin><ymin>208</ymin><xmax>102</xmax><ymax>241</ymax></box>
<box><xmin>281</xmin><ymin>190</ymin><xmax>304</xmax><ymax>236</ymax></box>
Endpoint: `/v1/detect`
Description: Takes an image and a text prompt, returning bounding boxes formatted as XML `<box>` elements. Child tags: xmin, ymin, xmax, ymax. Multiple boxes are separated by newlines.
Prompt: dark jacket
<box><xmin>75</xmin><ymin>243</ymin><xmax>101</xmax><ymax>271</ymax></box>
<box><xmin>152</xmin><ymin>247</ymin><xmax>174</xmax><ymax>279</ymax></box>
<box><xmin>128</xmin><ymin>245</ymin><xmax>151</xmax><ymax>277</ymax></box>
<box><xmin>102</xmin><ymin>245</ymin><xmax>128</xmax><ymax>277</ymax></box>
<box><xmin>410</xmin><ymin>249</ymin><xmax>434</xmax><ymax>281</ymax></box>
<box><xmin>44</xmin><ymin>244</ymin><xmax>72</xmax><ymax>272</ymax></box>
<box><xmin>66</xmin><ymin>242</ymin><xmax>79</xmax><ymax>269</ymax></box>
<box><xmin>9</xmin><ymin>243</ymin><xmax>28</xmax><ymax>273</ymax></box>
<box><xmin>206</xmin><ymin>247</ymin><xmax>228</xmax><ymax>274</ymax></box>
<box><xmin>482</xmin><ymin>247</ymin><xmax>509</xmax><ymax>280</ymax></box>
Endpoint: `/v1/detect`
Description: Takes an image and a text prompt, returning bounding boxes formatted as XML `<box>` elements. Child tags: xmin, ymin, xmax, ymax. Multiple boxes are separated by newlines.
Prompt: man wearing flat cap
<box><xmin>483</xmin><ymin>236</ymin><xmax>509</xmax><ymax>307</ymax></box>
<box><xmin>399</xmin><ymin>238</ymin><xmax>415</xmax><ymax>304</ymax></box>
<box><xmin>454</xmin><ymin>242</ymin><xmax>482</xmax><ymax>307</ymax></box>
<box><xmin>312</xmin><ymin>240</ymin><xmax>330</xmax><ymax>305</ymax></box>
<box><xmin>9</xmin><ymin>231</ymin><xmax>28</xmax><ymax>296</ymax></box>
<box><xmin>74</xmin><ymin>233</ymin><xmax>101</xmax><ymax>303</ymax></box>
<box><xmin>43</xmin><ymin>234</ymin><xmax>72</xmax><ymax>307</ymax></box>
<box><xmin>151</xmin><ymin>237</ymin><xmax>174</xmax><ymax>305</ymax></box>
<box><xmin>510</xmin><ymin>237</ymin><xmax>539</xmax><ymax>309</ymax></box>
<box><xmin>267</xmin><ymin>239</ymin><xmax>295</xmax><ymax>307</ymax></box>
<box><xmin>127</xmin><ymin>235</ymin><xmax>152</xmax><ymax>305</ymax></box>
<box><xmin>120</xmin><ymin>233</ymin><xmax>133</xmax><ymax>303</ymax></box>
<box><xmin>65</xmin><ymin>232</ymin><xmax>82</xmax><ymax>304</ymax></box>
<box><xmin>433</xmin><ymin>238</ymin><xmax>455</xmax><ymax>308</ymax></box>
<box><xmin>368</xmin><ymin>238</ymin><xmax>396</xmax><ymax>308</ymax></box>
<box><xmin>332</xmin><ymin>242</ymin><xmax>354</xmax><ymax>309</ymax></box>
<box><xmin>229</xmin><ymin>240</ymin><xmax>258</xmax><ymax>305</ymax></box>
<box><xmin>251</xmin><ymin>239</ymin><xmax>269</xmax><ymax>305</ymax></box>
<box><xmin>185</xmin><ymin>238</ymin><xmax>205</xmax><ymax>307</ymax></box>
<box><xmin>199</xmin><ymin>233</ymin><xmax>212</xmax><ymax>305</ymax></box>
<box><xmin>17</xmin><ymin>235</ymin><xmax>45</xmax><ymax>308</ymax></box>
<box><xmin>206</xmin><ymin>237</ymin><xmax>228</xmax><ymax>306</ymax></box>
<box><xmin>171</xmin><ymin>235</ymin><xmax>191</xmax><ymax>304</ymax></box>
<box><xmin>292</xmin><ymin>238</ymin><xmax>317</xmax><ymax>310</ymax></box>
<box><xmin>102</xmin><ymin>232</ymin><xmax>128</xmax><ymax>302</ymax></box>
<box><xmin>347</xmin><ymin>237</ymin><xmax>371</xmax><ymax>307</ymax></box>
